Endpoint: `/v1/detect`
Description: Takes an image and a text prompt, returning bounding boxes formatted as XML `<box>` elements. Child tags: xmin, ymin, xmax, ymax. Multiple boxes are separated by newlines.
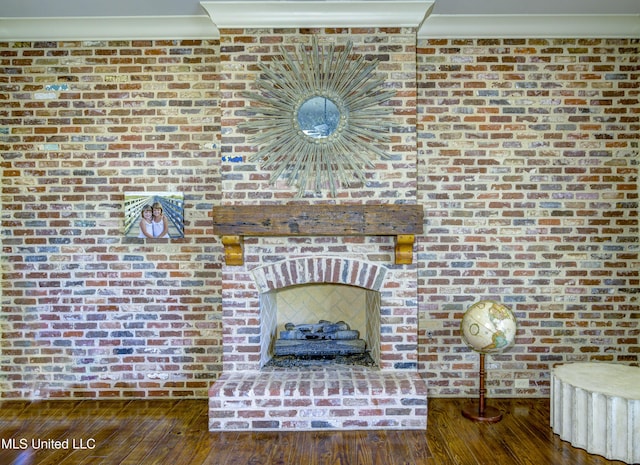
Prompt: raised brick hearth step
<box><xmin>209</xmin><ymin>367</ymin><xmax>428</xmax><ymax>431</ymax></box>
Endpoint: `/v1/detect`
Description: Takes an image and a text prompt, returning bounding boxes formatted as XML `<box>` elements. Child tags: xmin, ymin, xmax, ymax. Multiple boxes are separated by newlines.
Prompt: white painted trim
<box><xmin>200</xmin><ymin>1</ymin><xmax>435</xmax><ymax>29</ymax></box>
<box><xmin>419</xmin><ymin>14</ymin><xmax>640</xmax><ymax>38</ymax></box>
<box><xmin>0</xmin><ymin>16</ymin><xmax>218</xmax><ymax>41</ymax></box>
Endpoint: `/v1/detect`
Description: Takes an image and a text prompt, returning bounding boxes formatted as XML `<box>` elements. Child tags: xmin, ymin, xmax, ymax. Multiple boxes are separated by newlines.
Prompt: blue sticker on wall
<box><xmin>45</xmin><ymin>84</ymin><xmax>69</xmax><ymax>91</ymax></box>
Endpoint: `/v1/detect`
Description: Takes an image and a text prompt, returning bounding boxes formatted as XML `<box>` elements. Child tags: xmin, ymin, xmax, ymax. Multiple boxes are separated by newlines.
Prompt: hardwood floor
<box><xmin>0</xmin><ymin>398</ymin><xmax>629</xmax><ymax>465</ymax></box>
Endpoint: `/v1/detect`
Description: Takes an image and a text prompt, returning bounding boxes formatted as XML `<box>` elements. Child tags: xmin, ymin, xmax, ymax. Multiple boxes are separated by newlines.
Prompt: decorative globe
<box><xmin>460</xmin><ymin>300</ymin><xmax>516</xmax><ymax>354</ymax></box>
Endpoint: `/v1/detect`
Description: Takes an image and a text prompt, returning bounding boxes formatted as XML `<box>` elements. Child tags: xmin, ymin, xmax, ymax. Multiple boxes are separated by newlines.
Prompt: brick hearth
<box><xmin>209</xmin><ymin>366</ymin><xmax>427</xmax><ymax>430</ymax></box>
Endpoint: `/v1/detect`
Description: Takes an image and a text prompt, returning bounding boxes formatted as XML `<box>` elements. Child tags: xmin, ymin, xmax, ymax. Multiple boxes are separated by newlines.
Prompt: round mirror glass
<box><xmin>296</xmin><ymin>96</ymin><xmax>340</xmax><ymax>138</ymax></box>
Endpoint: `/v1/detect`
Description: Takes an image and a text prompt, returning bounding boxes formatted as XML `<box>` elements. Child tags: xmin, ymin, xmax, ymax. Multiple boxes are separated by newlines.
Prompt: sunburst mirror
<box><xmin>242</xmin><ymin>37</ymin><xmax>396</xmax><ymax>197</ymax></box>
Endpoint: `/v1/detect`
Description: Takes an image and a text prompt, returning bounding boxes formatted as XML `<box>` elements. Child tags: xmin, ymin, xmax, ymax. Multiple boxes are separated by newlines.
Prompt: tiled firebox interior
<box><xmin>209</xmin><ymin>255</ymin><xmax>427</xmax><ymax>431</ymax></box>
<box><xmin>259</xmin><ymin>283</ymin><xmax>381</xmax><ymax>368</ymax></box>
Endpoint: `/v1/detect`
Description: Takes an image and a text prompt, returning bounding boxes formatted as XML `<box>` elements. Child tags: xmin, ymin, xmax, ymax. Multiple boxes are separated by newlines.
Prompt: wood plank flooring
<box><xmin>0</xmin><ymin>398</ymin><xmax>629</xmax><ymax>465</ymax></box>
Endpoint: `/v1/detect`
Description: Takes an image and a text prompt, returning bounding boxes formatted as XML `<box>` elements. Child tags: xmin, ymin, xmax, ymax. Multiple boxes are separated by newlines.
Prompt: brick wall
<box><xmin>1</xmin><ymin>39</ymin><xmax>223</xmax><ymax>398</ymax></box>
<box><xmin>1</xmin><ymin>35</ymin><xmax>638</xmax><ymax>400</ymax></box>
<box><xmin>417</xmin><ymin>38</ymin><xmax>639</xmax><ymax>396</ymax></box>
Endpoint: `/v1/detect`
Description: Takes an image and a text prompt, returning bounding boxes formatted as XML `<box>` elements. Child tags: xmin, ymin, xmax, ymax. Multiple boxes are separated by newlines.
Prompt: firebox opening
<box><xmin>259</xmin><ymin>283</ymin><xmax>381</xmax><ymax>369</ymax></box>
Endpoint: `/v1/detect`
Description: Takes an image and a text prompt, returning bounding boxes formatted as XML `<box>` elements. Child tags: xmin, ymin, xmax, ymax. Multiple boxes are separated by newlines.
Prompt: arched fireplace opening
<box><xmin>252</xmin><ymin>257</ymin><xmax>388</xmax><ymax>369</ymax></box>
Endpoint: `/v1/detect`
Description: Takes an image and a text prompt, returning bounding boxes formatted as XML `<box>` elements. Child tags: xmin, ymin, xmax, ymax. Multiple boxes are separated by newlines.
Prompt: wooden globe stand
<box><xmin>461</xmin><ymin>353</ymin><xmax>503</xmax><ymax>423</ymax></box>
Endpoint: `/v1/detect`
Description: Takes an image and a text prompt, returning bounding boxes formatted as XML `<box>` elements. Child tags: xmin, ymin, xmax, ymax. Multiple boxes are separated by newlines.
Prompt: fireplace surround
<box><xmin>209</xmin><ymin>254</ymin><xmax>428</xmax><ymax>431</ymax></box>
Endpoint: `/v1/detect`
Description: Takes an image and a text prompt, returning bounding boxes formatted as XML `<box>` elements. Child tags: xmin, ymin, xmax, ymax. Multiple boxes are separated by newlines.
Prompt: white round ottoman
<box><xmin>551</xmin><ymin>362</ymin><xmax>640</xmax><ymax>464</ymax></box>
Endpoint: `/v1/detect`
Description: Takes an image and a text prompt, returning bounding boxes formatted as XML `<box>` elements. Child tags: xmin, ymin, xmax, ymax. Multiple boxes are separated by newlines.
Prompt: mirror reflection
<box><xmin>297</xmin><ymin>96</ymin><xmax>340</xmax><ymax>138</ymax></box>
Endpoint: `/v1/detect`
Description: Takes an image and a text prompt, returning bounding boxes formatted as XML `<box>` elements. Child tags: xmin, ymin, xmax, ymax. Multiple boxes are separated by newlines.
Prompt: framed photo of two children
<box><xmin>124</xmin><ymin>192</ymin><xmax>185</xmax><ymax>239</ymax></box>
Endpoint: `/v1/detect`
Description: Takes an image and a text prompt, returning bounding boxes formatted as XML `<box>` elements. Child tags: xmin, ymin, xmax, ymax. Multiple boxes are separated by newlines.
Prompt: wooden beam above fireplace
<box><xmin>212</xmin><ymin>204</ymin><xmax>423</xmax><ymax>266</ymax></box>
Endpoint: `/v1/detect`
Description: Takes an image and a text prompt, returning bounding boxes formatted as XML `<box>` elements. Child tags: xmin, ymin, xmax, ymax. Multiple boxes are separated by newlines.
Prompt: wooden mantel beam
<box><xmin>212</xmin><ymin>204</ymin><xmax>423</xmax><ymax>266</ymax></box>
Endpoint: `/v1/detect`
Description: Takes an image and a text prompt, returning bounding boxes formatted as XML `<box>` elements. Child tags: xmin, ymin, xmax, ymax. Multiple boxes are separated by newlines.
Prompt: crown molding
<box><xmin>419</xmin><ymin>14</ymin><xmax>640</xmax><ymax>38</ymax></box>
<box><xmin>200</xmin><ymin>1</ymin><xmax>434</xmax><ymax>29</ymax></box>
<box><xmin>0</xmin><ymin>16</ymin><xmax>218</xmax><ymax>41</ymax></box>
<box><xmin>0</xmin><ymin>7</ymin><xmax>637</xmax><ymax>41</ymax></box>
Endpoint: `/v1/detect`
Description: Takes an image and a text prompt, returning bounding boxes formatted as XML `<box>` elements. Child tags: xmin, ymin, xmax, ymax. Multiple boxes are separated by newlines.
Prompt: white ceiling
<box><xmin>1</xmin><ymin>0</ymin><xmax>638</xmax><ymax>40</ymax></box>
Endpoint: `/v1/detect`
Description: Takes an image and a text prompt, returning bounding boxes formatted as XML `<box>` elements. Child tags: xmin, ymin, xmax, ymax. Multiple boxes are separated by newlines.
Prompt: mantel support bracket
<box><xmin>395</xmin><ymin>234</ymin><xmax>415</xmax><ymax>265</ymax></box>
<box><xmin>221</xmin><ymin>235</ymin><xmax>244</xmax><ymax>266</ymax></box>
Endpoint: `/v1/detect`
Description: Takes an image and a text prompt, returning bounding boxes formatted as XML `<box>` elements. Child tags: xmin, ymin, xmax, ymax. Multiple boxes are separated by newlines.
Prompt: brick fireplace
<box><xmin>209</xmin><ymin>253</ymin><xmax>427</xmax><ymax>430</ymax></box>
<box><xmin>206</xmin><ymin>2</ymin><xmax>428</xmax><ymax>431</ymax></box>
